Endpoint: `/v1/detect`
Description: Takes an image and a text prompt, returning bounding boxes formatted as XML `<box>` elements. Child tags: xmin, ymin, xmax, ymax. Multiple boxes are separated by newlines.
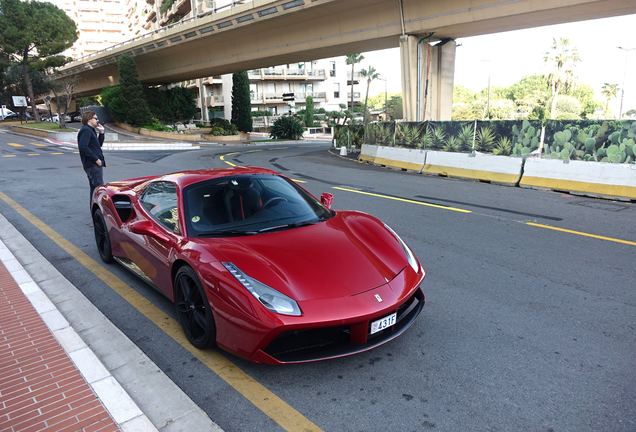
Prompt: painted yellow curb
<box><xmin>423</xmin><ymin>164</ymin><xmax>521</xmax><ymax>185</ymax></box>
<box><xmin>520</xmin><ymin>176</ymin><xmax>636</xmax><ymax>200</ymax></box>
<box><xmin>374</xmin><ymin>157</ymin><xmax>423</xmax><ymax>172</ymax></box>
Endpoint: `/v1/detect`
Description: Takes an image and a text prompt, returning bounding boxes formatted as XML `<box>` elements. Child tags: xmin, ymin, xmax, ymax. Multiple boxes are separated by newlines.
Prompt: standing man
<box><xmin>78</xmin><ymin>110</ymin><xmax>106</xmax><ymax>204</ymax></box>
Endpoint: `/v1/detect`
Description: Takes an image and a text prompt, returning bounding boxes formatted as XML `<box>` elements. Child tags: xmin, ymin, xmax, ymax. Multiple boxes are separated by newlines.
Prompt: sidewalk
<box><xmin>0</xmin><ymin>213</ymin><xmax>221</xmax><ymax>432</ymax></box>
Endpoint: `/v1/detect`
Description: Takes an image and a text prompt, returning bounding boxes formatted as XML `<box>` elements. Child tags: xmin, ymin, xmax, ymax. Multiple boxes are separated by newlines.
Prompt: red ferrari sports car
<box><xmin>91</xmin><ymin>167</ymin><xmax>425</xmax><ymax>364</ymax></box>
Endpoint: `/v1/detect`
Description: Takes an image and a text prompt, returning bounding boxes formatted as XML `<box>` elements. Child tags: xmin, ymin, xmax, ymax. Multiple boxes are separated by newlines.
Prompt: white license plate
<box><xmin>370</xmin><ymin>313</ymin><xmax>397</xmax><ymax>335</ymax></box>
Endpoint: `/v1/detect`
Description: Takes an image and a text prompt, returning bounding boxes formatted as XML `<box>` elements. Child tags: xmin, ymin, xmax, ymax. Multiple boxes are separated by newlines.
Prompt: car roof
<box><xmin>158</xmin><ymin>166</ymin><xmax>280</xmax><ymax>188</ymax></box>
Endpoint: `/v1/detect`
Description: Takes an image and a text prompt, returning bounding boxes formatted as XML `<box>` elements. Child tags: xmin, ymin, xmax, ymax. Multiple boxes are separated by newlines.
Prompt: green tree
<box><xmin>386</xmin><ymin>95</ymin><xmax>403</xmax><ymax>120</ymax></box>
<box><xmin>601</xmin><ymin>82</ymin><xmax>619</xmax><ymax>118</ymax></box>
<box><xmin>359</xmin><ymin>66</ymin><xmax>379</xmax><ymax>139</ymax></box>
<box><xmin>567</xmin><ymin>83</ymin><xmax>599</xmax><ymax>118</ymax></box>
<box><xmin>117</xmin><ymin>55</ymin><xmax>152</xmax><ymax>126</ymax></box>
<box><xmin>345</xmin><ymin>53</ymin><xmax>364</xmax><ymax>109</ymax></box>
<box><xmin>231</xmin><ymin>71</ymin><xmax>252</xmax><ymax>132</ymax></box>
<box><xmin>0</xmin><ymin>0</ymin><xmax>77</xmax><ymax>121</ymax></box>
<box><xmin>304</xmin><ymin>95</ymin><xmax>314</xmax><ymax>127</ymax></box>
<box><xmin>544</xmin><ymin>38</ymin><xmax>580</xmax><ymax>119</ymax></box>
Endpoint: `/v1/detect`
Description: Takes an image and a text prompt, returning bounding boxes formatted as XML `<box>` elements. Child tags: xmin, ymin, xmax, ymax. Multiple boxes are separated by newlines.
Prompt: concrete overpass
<box><xmin>58</xmin><ymin>0</ymin><xmax>636</xmax><ymax>120</ymax></box>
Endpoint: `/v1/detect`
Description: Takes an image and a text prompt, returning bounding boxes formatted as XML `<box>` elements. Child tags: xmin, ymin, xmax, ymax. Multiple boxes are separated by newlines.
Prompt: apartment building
<box><xmin>57</xmin><ymin>0</ymin><xmax>364</xmax><ymax>121</ymax></box>
<box><xmin>50</xmin><ymin>0</ymin><xmax>128</xmax><ymax>59</ymax></box>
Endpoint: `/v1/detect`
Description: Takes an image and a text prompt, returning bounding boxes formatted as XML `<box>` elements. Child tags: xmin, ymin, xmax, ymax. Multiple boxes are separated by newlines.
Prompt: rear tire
<box><xmin>92</xmin><ymin>209</ymin><xmax>114</xmax><ymax>263</ymax></box>
<box><xmin>174</xmin><ymin>266</ymin><xmax>216</xmax><ymax>349</ymax></box>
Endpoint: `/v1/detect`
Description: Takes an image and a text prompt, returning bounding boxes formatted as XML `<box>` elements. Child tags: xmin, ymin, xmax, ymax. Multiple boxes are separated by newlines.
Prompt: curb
<box><xmin>0</xmin><ymin>212</ymin><xmax>222</xmax><ymax>432</ymax></box>
<box><xmin>0</xmin><ymin>238</ymin><xmax>157</xmax><ymax>432</ymax></box>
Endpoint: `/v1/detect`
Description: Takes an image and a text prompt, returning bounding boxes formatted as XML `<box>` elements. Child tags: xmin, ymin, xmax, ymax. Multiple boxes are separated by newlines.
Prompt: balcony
<box><xmin>159</xmin><ymin>0</ymin><xmax>190</xmax><ymax>26</ymax></box>
<box><xmin>248</xmin><ymin>68</ymin><xmax>327</xmax><ymax>81</ymax></box>
<box><xmin>251</xmin><ymin>92</ymin><xmax>327</xmax><ymax>105</ymax></box>
<box><xmin>347</xmin><ymin>92</ymin><xmax>362</xmax><ymax>102</ymax></box>
<box><xmin>205</xmin><ymin>95</ymin><xmax>224</xmax><ymax>106</ymax></box>
<box><xmin>203</xmin><ymin>76</ymin><xmax>223</xmax><ymax>85</ymax></box>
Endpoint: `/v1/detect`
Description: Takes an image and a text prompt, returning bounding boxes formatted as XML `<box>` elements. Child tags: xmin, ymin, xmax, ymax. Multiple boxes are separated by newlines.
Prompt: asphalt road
<box><xmin>1</xmin><ymin>128</ymin><xmax>635</xmax><ymax>432</ymax></box>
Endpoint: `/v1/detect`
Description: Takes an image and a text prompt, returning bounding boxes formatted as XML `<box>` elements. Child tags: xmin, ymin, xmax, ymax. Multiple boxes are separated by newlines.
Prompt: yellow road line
<box><xmin>290</xmin><ymin>178</ymin><xmax>307</xmax><ymax>183</ymax></box>
<box><xmin>0</xmin><ymin>191</ymin><xmax>321</xmax><ymax>432</ymax></box>
<box><xmin>2</xmin><ymin>155</ymin><xmax>16</xmax><ymax>158</ymax></box>
<box><xmin>27</xmin><ymin>153</ymin><xmax>40</xmax><ymax>156</ymax></box>
<box><xmin>219</xmin><ymin>154</ymin><xmax>237</xmax><ymax>167</ymax></box>
<box><xmin>332</xmin><ymin>186</ymin><xmax>472</xmax><ymax>214</ymax></box>
<box><xmin>244</xmin><ymin>150</ymin><xmax>263</xmax><ymax>154</ymax></box>
<box><xmin>51</xmin><ymin>152</ymin><xmax>64</xmax><ymax>155</ymax></box>
<box><xmin>8</xmin><ymin>143</ymin><xmax>23</xmax><ymax>148</ymax></box>
<box><xmin>33</xmin><ymin>143</ymin><xmax>47</xmax><ymax>147</ymax></box>
<box><xmin>526</xmin><ymin>222</ymin><xmax>636</xmax><ymax>247</ymax></box>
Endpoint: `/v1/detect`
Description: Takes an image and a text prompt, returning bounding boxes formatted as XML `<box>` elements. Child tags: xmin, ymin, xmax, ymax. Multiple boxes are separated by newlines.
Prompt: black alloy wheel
<box><xmin>174</xmin><ymin>266</ymin><xmax>216</xmax><ymax>348</ymax></box>
<box><xmin>93</xmin><ymin>209</ymin><xmax>114</xmax><ymax>263</ymax></box>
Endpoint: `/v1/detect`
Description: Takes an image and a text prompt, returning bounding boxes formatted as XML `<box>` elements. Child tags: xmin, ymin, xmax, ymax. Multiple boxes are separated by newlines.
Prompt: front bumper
<box><xmin>212</xmin><ymin>266</ymin><xmax>426</xmax><ymax>364</ymax></box>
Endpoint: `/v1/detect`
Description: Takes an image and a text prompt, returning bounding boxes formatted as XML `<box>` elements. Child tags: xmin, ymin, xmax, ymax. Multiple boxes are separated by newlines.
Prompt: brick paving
<box><xmin>0</xmin><ymin>262</ymin><xmax>119</xmax><ymax>432</ymax></box>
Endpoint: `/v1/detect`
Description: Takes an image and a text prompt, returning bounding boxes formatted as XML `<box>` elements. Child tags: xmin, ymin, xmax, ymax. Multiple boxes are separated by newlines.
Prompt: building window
<box><xmin>334</xmin><ymin>83</ymin><xmax>340</xmax><ymax>99</ymax></box>
<box><xmin>330</xmin><ymin>61</ymin><xmax>336</xmax><ymax>77</ymax></box>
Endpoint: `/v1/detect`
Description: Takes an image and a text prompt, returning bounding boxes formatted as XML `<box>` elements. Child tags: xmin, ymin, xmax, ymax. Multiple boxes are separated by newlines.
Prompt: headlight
<box><xmin>222</xmin><ymin>262</ymin><xmax>302</xmax><ymax>316</ymax></box>
<box><xmin>384</xmin><ymin>224</ymin><xmax>419</xmax><ymax>273</ymax></box>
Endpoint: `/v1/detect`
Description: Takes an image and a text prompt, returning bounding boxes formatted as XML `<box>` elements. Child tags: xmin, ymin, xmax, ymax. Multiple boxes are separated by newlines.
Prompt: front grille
<box><xmin>264</xmin><ymin>288</ymin><xmax>425</xmax><ymax>363</ymax></box>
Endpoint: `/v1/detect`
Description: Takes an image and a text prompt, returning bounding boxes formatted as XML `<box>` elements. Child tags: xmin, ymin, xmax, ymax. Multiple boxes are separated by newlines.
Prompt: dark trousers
<box><xmin>85</xmin><ymin>166</ymin><xmax>104</xmax><ymax>204</ymax></box>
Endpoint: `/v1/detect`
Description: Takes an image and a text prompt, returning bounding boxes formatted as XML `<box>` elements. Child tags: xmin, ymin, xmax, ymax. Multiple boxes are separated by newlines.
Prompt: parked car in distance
<box><xmin>51</xmin><ymin>114</ymin><xmax>72</xmax><ymax>123</ymax></box>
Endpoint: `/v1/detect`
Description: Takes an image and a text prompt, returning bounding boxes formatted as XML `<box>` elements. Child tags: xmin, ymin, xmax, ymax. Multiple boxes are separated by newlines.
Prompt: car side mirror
<box><xmin>129</xmin><ymin>220</ymin><xmax>171</xmax><ymax>244</ymax></box>
<box><xmin>320</xmin><ymin>192</ymin><xmax>334</xmax><ymax>209</ymax></box>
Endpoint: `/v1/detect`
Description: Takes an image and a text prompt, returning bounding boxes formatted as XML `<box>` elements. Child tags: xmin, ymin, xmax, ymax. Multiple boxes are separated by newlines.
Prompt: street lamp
<box><xmin>617</xmin><ymin>46</ymin><xmax>635</xmax><ymax>119</ymax></box>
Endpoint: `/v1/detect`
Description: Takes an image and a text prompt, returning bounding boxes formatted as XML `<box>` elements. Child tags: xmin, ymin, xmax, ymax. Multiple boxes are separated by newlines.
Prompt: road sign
<box><xmin>12</xmin><ymin>96</ymin><xmax>27</xmax><ymax>107</ymax></box>
<box><xmin>282</xmin><ymin>92</ymin><xmax>295</xmax><ymax>102</ymax></box>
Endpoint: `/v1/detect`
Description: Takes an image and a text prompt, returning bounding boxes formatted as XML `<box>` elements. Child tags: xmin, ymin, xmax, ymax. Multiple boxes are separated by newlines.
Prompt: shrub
<box><xmin>143</xmin><ymin>120</ymin><xmax>173</xmax><ymax>132</ymax></box>
<box><xmin>99</xmin><ymin>85</ymin><xmax>126</xmax><ymax>122</ymax></box>
<box><xmin>270</xmin><ymin>116</ymin><xmax>304</xmax><ymax>140</ymax></box>
<box><xmin>209</xmin><ymin>118</ymin><xmax>238</xmax><ymax>135</ymax></box>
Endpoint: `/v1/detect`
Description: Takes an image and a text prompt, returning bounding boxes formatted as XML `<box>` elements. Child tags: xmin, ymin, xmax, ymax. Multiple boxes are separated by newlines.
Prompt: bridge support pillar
<box><xmin>198</xmin><ymin>79</ymin><xmax>209</xmax><ymax>123</ymax></box>
<box><xmin>400</xmin><ymin>36</ymin><xmax>456</xmax><ymax>121</ymax></box>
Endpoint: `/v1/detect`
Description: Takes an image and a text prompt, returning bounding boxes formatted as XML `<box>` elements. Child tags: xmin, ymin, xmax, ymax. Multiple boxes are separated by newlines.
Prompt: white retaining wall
<box><xmin>423</xmin><ymin>151</ymin><xmax>524</xmax><ymax>185</ymax></box>
<box><xmin>521</xmin><ymin>158</ymin><xmax>636</xmax><ymax>200</ymax></box>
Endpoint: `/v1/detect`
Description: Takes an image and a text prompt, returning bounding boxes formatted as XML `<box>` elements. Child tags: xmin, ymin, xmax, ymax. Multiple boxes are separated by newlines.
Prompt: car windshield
<box><xmin>183</xmin><ymin>174</ymin><xmax>333</xmax><ymax>237</ymax></box>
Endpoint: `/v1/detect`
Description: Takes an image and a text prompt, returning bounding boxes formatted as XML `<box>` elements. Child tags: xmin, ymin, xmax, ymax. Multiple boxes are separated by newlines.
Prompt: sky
<box><xmin>358</xmin><ymin>14</ymin><xmax>636</xmax><ymax>115</ymax></box>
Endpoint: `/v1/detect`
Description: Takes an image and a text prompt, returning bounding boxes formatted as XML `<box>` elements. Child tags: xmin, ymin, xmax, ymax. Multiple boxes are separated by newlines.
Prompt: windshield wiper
<box><xmin>257</xmin><ymin>220</ymin><xmax>320</xmax><ymax>233</ymax></box>
<box><xmin>196</xmin><ymin>229</ymin><xmax>258</xmax><ymax>237</ymax></box>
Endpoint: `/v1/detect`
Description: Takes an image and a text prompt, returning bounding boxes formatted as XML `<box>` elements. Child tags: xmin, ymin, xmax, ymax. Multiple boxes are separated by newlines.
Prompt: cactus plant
<box><xmin>442</xmin><ymin>135</ymin><xmax>461</xmax><ymax>152</ymax></box>
<box><xmin>493</xmin><ymin>136</ymin><xmax>512</xmax><ymax>156</ymax></box>
<box><xmin>475</xmin><ymin>126</ymin><xmax>496</xmax><ymax>152</ymax></box>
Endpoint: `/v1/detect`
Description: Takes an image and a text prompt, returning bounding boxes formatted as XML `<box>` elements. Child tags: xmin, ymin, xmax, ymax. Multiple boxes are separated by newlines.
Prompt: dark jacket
<box><xmin>78</xmin><ymin>124</ymin><xmax>106</xmax><ymax>170</ymax></box>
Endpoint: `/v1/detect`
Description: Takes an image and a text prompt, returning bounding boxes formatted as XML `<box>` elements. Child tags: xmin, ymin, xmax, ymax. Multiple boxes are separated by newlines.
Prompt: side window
<box><xmin>140</xmin><ymin>182</ymin><xmax>180</xmax><ymax>234</ymax></box>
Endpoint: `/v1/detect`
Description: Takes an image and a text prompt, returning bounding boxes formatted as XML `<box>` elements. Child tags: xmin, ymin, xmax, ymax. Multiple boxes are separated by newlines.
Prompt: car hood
<box><xmin>206</xmin><ymin>211</ymin><xmax>408</xmax><ymax>301</ymax></box>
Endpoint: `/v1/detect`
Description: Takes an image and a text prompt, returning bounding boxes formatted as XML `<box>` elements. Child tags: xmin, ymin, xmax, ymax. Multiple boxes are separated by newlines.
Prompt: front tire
<box><xmin>174</xmin><ymin>266</ymin><xmax>216</xmax><ymax>349</ymax></box>
<box><xmin>93</xmin><ymin>209</ymin><xmax>114</xmax><ymax>263</ymax></box>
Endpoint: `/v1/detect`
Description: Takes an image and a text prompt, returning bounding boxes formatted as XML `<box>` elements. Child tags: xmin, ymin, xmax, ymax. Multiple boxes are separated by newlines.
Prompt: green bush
<box><xmin>145</xmin><ymin>86</ymin><xmax>196</xmax><ymax>125</ymax></box>
<box><xmin>250</xmin><ymin>110</ymin><xmax>271</xmax><ymax>117</ymax></box>
<box><xmin>270</xmin><ymin>116</ymin><xmax>304</xmax><ymax>140</ymax></box>
<box><xmin>143</xmin><ymin>120</ymin><xmax>173</xmax><ymax>132</ymax></box>
<box><xmin>99</xmin><ymin>85</ymin><xmax>126</xmax><ymax>122</ymax></box>
<box><xmin>208</xmin><ymin>118</ymin><xmax>238</xmax><ymax>135</ymax></box>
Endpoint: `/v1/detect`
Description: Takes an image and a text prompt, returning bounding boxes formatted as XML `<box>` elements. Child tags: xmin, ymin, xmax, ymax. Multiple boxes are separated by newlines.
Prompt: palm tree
<box><xmin>601</xmin><ymin>82</ymin><xmax>619</xmax><ymax>118</ymax></box>
<box><xmin>345</xmin><ymin>53</ymin><xmax>364</xmax><ymax>110</ymax></box>
<box><xmin>360</xmin><ymin>66</ymin><xmax>379</xmax><ymax>123</ymax></box>
<box><xmin>544</xmin><ymin>38</ymin><xmax>581</xmax><ymax>119</ymax></box>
